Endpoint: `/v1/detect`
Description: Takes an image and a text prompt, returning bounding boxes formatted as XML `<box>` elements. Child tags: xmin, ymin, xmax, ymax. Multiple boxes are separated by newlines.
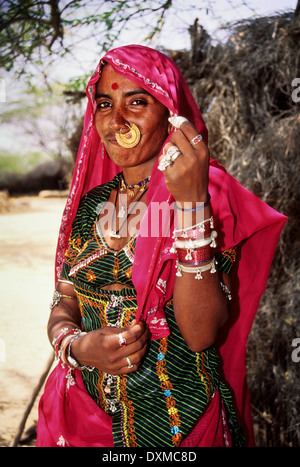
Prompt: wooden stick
<box><xmin>10</xmin><ymin>353</ymin><xmax>55</xmax><ymax>447</ymax></box>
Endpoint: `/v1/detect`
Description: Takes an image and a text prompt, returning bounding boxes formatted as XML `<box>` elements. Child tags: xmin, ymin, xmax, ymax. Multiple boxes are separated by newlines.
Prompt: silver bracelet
<box><xmin>51</xmin><ymin>327</ymin><xmax>80</xmax><ymax>350</ymax></box>
<box><xmin>176</xmin><ymin>231</ymin><xmax>217</xmax><ymax>249</ymax></box>
<box><xmin>50</xmin><ymin>290</ymin><xmax>77</xmax><ymax>310</ymax></box>
<box><xmin>67</xmin><ymin>333</ymin><xmax>95</xmax><ymax>372</ymax></box>
<box><xmin>220</xmin><ymin>281</ymin><xmax>232</xmax><ymax>301</ymax></box>
<box><xmin>174</xmin><ymin>217</ymin><xmax>214</xmax><ymax>236</ymax></box>
<box><xmin>58</xmin><ymin>278</ymin><xmax>73</xmax><ymax>286</ymax></box>
<box><xmin>170</xmin><ymin>230</ymin><xmax>217</xmax><ymax>254</ymax></box>
<box><xmin>176</xmin><ymin>257</ymin><xmax>217</xmax><ymax>280</ymax></box>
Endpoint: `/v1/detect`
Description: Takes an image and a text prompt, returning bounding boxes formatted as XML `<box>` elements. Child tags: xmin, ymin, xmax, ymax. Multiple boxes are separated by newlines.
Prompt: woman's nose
<box><xmin>110</xmin><ymin>107</ymin><xmax>128</xmax><ymax>131</ymax></box>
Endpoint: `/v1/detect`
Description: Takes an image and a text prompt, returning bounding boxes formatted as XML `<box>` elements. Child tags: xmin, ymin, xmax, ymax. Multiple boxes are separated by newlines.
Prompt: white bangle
<box><xmin>170</xmin><ymin>230</ymin><xmax>217</xmax><ymax>254</ymax></box>
<box><xmin>177</xmin><ymin>231</ymin><xmax>217</xmax><ymax>249</ymax></box>
<box><xmin>175</xmin><ymin>258</ymin><xmax>217</xmax><ymax>280</ymax></box>
<box><xmin>67</xmin><ymin>333</ymin><xmax>95</xmax><ymax>372</ymax></box>
<box><xmin>57</xmin><ymin>278</ymin><xmax>73</xmax><ymax>286</ymax></box>
<box><xmin>174</xmin><ymin>217</ymin><xmax>214</xmax><ymax>237</ymax></box>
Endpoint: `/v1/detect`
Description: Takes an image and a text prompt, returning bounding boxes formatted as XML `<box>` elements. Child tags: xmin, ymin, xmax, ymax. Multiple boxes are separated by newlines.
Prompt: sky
<box><xmin>56</xmin><ymin>0</ymin><xmax>298</xmax><ymax>81</ymax></box>
<box><xmin>0</xmin><ymin>0</ymin><xmax>297</xmax><ymax>156</ymax></box>
<box><xmin>160</xmin><ymin>0</ymin><xmax>297</xmax><ymax>48</ymax></box>
<box><xmin>131</xmin><ymin>0</ymin><xmax>298</xmax><ymax>51</ymax></box>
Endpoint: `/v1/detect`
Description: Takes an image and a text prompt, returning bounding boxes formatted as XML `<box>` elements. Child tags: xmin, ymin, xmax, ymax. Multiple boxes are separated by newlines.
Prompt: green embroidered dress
<box><xmin>60</xmin><ymin>173</ymin><xmax>244</xmax><ymax>447</ymax></box>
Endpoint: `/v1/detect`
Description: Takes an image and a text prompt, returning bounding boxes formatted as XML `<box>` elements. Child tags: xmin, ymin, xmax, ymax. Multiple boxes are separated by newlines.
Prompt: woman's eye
<box><xmin>131</xmin><ymin>99</ymin><xmax>147</xmax><ymax>106</ymax></box>
<box><xmin>96</xmin><ymin>101</ymin><xmax>111</xmax><ymax>109</ymax></box>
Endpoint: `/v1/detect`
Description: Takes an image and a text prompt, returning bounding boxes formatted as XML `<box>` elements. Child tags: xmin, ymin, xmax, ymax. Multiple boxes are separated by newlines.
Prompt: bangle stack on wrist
<box><xmin>51</xmin><ymin>328</ymin><xmax>95</xmax><ymax>372</ymax></box>
<box><xmin>171</xmin><ymin>194</ymin><xmax>218</xmax><ymax>280</ymax></box>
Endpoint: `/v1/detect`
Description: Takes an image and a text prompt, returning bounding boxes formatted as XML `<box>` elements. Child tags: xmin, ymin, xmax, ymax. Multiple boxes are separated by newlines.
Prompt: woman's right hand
<box><xmin>71</xmin><ymin>319</ymin><xmax>150</xmax><ymax>374</ymax></box>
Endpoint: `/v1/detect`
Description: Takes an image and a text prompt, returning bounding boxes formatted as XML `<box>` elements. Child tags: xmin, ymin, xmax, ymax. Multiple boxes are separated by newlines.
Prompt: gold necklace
<box><xmin>120</xmin><ymin>173</ymin><xmax>151</xmax><ymax>197</ymax></box>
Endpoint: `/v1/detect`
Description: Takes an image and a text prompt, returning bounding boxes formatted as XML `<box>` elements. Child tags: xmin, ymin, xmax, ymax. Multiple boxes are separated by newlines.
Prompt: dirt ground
<box><xmin>0</xmin><ymin>194</ymin><xmax>67</xmax><ymax>447</ymax></box>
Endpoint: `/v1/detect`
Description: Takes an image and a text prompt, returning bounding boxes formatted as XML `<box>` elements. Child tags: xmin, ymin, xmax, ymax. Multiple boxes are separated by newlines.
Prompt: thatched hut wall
<box><xmin>169</xmin><ymin>11</ymin><xmax>300</xmax><ymax>446</ymax></box>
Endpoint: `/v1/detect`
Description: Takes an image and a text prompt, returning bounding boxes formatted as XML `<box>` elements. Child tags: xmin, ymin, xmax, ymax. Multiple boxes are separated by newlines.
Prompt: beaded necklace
<box><xmin>120</xmin><ymin>172</ymin><xmax>151</xmax><ymax>197</ymax></box>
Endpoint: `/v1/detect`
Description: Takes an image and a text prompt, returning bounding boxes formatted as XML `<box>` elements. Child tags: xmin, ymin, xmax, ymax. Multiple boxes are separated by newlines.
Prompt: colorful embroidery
<box><xmin>125</xmin><ymin>266</ymin><xmax>132</xmax><ymax>279</ymax></box>
<box><xmin>58</xmin><ymin>174</ymin><xmax>245</xmax><ymax>447</ymax></box>
<box><xmin>123</xmin><ymin>242</ymin><xmax>135</xmax><ymax>263</ymax></box>
<box><xmin>156</xmin><ymin>337</ymin><xmax>182</xmax><ymax>447</ymax></box>
<box><xmin>196</xmin><ymin>352</ymin><xmax>211</xmax><ymax>399</ymax></box>
<box><xmin>216</xmin><ymin>247</ymin><xmax>237</xmax><ymax>274</ymax></box>
<box><xmin>86</xmin><ymin>269</ymin><xmax>96</xmax><ymax>282</ymax></box>
<box><xmin>64</xmin><ymin>236</ymin><xmax>82</xmax><ymax>264</ymax></box>
<box><xmin>113</xmin><ymin>256</ymin><xmax>119</xmax><ymax>281</ymax></box>
<box><xmin>156</xmin><ymin>278</ymin><xmax>167</xmax><ymax>295</ymax></box>
<box><xmin>96</xmin><ymin>372</ymin><xmax>106</xmax><ymax>409</ymax></box>
<box><xmin>69</xmin><ymin>248</ymin><xmax>108</xmax><ymax>276</ymax></box>
<box><xmin>118</xmin><ymin>375</ymin><xmax>137</xmax><ymax>447</ymax></box>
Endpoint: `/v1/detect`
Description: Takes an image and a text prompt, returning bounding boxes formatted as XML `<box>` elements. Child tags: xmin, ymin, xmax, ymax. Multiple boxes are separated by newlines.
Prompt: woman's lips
<box><xmin>106</xmin><ymin>135</ymin><xmax>118</xmax><ymax>145</ymax></box>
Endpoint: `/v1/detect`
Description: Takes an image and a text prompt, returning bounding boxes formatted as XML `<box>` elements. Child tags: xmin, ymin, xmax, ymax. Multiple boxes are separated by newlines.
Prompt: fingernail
<box><xmin>168</xmin><ymin>116</ymin><xmax>189</xmax><ymax>129</ymax></box>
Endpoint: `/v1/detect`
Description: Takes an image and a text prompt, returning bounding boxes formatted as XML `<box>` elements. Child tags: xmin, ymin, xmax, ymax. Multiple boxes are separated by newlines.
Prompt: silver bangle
<box><xmin>50</xmin><ymin>290</ymin><xmax>77</xmax><ymax>310</ymax></box>
<box><xmin>175</xmin><ymin>231</ymin><xmax>217</xmax><ymax>249</ymax></box>
<box><xmin>67</xmin><ymin>333</ymin><xmax>95</xmax><ymax>372</ymax></box>
<box><xmin>173</xmin><ymin>217</ymin><xmax>214</xmax><ymax>236</ymax></box>
<box><xmin>170</xmin><ymin>230</ymin><xmax>218</xmax><ymax>254</ymax></box>
<box><xmin>176</xmin><ymin>257</ymin><xmax>217</xmax><ymax>280</ymax></box>
<box><xmin>51</xmin><ymin>327</ymin><xmax>80</xmax><ymax>350</ymax></box>
<box><xmin>58</xmin><ymin>278</ymin><xmax>73</xmax><ymax>286</ymax></box>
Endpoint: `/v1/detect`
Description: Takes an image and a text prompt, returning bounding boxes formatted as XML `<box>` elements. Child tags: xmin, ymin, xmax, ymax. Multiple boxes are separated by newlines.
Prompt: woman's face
<box><xmin>94</xmin><ymin>64</ymin><xmax>170</xmax><ymax>172</ymax></box>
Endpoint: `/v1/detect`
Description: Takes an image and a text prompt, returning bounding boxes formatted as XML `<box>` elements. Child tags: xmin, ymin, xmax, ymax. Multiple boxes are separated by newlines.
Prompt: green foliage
<box><xmin>0</xmin><ymin>0</ymin><xmax>64</xmax><ymax>74</ymax></box>
<box><xmin>64</xmin><ymin>73</ymin><xmax>91</xmax><ymax>94</ymax></box>
<box><xmin>0</xmin><ymin>0</ymin><xmax>175</xmax><ymax>79</ymax></box>
<box><xmin>0</xmin><ymin>149</ymin><xmax>44</xmax><ymax>174</ymax></box>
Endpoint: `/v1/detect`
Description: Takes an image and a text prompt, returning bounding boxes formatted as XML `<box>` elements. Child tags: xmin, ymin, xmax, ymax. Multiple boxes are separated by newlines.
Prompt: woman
<box><xmin>36</xmin><ymin>45</ymin><xmax>287</xmax><ymax>448</ymax></box>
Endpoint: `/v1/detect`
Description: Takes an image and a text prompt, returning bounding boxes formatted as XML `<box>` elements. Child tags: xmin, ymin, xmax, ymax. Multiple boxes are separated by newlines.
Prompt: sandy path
<box><xmin>0</xmin><ymin>195</ymin><xmax>67</xmax><ymax>447</ymax></box>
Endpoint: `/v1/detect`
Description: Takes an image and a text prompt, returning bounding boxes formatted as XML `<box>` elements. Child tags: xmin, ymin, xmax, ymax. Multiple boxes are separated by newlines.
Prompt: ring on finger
<box><xmin>166</xmin><ymin>145</ymin><xmax>181</xmax><ymax>164</ymax></box>
<box><xmin>158</xmin><ymin>156</ymin><xmax>172</xmax><ymax>171</ymax></box>
<box><xmin>158</xmin><ymin>145</ymin><xmax>181</xmax><ymax>171</ymax></box>
<box><xmin>118</xmin><ymin>333</ymin><xmax>126</xmax><ymax>348</ymax></box>
<box><xmin>127</xmin><ymin>356</ymin><xmax>133</xmax><ymax>369</ymax></box>
<box><xmin>190</xmin><ymin>134</ymin><xmax>203</xmax><ymax>146</ymax></box>
<box><xmin>165</xmin><ymin>145</ymin><xmax>180</xmax><ymax>158</ymax></box>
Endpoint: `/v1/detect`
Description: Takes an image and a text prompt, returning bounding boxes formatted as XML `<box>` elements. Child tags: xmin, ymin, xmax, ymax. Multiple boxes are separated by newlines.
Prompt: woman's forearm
<box><xmin>173</xmin><ymin>270</ymin><xmax>229</xmax><ymax>352</ymax></box>
<box><xmin>47</xmin><ymin>282</ymin><xmax>82</xmax><ymax>345</ymax></box>
<box><xmin>172</xmin><ymin>203</ymin><xmax>229</xmax><ymax>352</ymax></box>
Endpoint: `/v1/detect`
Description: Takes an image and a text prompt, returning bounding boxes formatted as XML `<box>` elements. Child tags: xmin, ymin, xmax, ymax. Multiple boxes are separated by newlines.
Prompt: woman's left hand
<box><xmin>159</xmin><ymin>118</ymin><xmax>210</xmax><ymax>204</ymax></box>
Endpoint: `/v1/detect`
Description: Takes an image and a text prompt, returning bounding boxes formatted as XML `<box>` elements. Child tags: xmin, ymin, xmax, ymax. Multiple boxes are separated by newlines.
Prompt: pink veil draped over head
<box><xmin>54</xmin><ymin>45</ymin><xmax>287</xmax><ymax>445</ymax></box>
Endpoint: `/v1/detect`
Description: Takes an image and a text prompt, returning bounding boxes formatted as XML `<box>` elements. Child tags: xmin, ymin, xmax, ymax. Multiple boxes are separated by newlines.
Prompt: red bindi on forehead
<box><xmin>111</xmin><ymin>82</ymin><xmax>119</xmax><ymax>90</ymax></box>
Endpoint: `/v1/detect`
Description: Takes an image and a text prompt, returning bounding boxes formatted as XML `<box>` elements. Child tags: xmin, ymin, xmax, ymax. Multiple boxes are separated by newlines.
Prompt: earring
<box><xmin>115</xmin><ymin>123</ymin><xmax>141</xmax><ymax>148</ymax></box>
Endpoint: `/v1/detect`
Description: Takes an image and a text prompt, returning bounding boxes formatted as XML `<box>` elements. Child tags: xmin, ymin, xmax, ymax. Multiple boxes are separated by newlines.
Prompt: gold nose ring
<box><xmin>115</xmin><ymin>123</ymin><xmax>141</xmax><ymax>148</ymax></box>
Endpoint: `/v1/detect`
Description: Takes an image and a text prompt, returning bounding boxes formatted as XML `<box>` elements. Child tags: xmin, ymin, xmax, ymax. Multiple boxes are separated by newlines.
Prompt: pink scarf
<box><xmin>54</xmin><ymin>45</ymin><xmax>287</xmax><ymax>445</ymax></box>
<box><xmin>37</xmin><ymin>363</ymin><xmax>231</xmax><ymax>447</ymax></box>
